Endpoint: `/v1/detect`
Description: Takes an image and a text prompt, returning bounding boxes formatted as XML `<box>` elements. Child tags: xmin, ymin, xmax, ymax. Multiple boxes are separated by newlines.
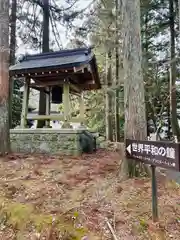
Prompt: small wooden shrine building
<box><xmin>10</xmin><ymin>47</ymin><xmax>100</xmax><ymax>128</ymax></box>
<box><xmin>9</xmin><ymin>47</ymin><xmax>100</xmax><ymax>155</ymax></box>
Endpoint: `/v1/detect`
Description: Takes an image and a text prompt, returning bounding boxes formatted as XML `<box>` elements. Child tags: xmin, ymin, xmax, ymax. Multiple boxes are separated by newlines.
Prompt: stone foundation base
<box><xmin>10</xmin><ymin>128</ymin><xmax>86</xmax><ymax>155</ymax></box>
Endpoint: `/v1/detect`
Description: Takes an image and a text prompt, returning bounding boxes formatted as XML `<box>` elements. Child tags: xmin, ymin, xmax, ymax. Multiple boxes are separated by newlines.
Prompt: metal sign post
<box><xmin>151</xmin><ymin>165</ymin><xmax>158</xmax><ymax>222</ymax></box>
<box><xmin>125</xmin><ymin>139</ymin><xmax>180</xmax><ymax>222</ymax></box>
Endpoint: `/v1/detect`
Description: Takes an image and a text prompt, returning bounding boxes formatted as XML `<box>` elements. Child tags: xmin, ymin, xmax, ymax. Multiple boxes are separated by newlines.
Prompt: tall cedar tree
<box><xmin>169</xmin><ymin>0</ymin><xmax>180</xmax><ymax>140</ymax></box>
<box><xmin>37</xmin><ymin>0</ymin><xmax>50</xmax><ymax>128</ymax></box>
<box><xmin>122</xmin><ymin>0</ymin><xmax>150</xmax><ymax>177</ymax></box>
<box><xmin>0</xmin><ymin>0</ymin><xmax>10</xmax><ymax>154</ymax></box>
<box><xmin>9</xmin><ymin>0</ymin><xmax>17</xmax><ymax>128</ymax></box>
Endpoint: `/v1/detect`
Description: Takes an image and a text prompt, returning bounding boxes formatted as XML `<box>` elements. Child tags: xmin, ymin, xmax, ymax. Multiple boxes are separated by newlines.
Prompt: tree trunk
<box><xmin>37</xmin><ymin>0</ymin><xmax>49</xmax><ymax>128</ymax></box>
<box><xmin>0</xmin><ymin>0</ymin><xmax>10</xmax><ymax>155</ymax></box>
<box><xmin>105</xmin><ymin>52</ymin><xmax>113</xmax><ymax>141</ymax></box>
<box><xmin>169</xmin><ymin>0</ymin><xmax>180</xmax><ymax>141</ymax></box>
<box><xmin>115</xmin><ymin>0</ymin><xmax>120</xmax><ymax>142</ymax></box>
<box><xmin>167</xmin><ymin>97</ymin><xmax>171</xmax><ymax>139</ymax></box>
<box><xmin>9</xmin><ymin>0</ymin><xmax>17</xmax><ymax>129</ymax></box>
<box><xmin>122</xmin><ymin>0</ymin><xmax>149</xmax><ymax>177</ymax></box>
<box><xmin>178</xmin><ymin>0</ymin><xmax>180</xmax><ymax>32</ymax></box>
<box><xmin>142</xmin><ymin>11</ymin><xmax>149</xmax><ymax>137</ymax></box>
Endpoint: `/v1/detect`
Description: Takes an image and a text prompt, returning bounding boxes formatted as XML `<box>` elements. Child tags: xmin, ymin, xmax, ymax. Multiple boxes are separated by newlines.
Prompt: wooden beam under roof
<box><xmin>29</xmin><ymin>71</ymin><xmax>89</xmax><ymax>79</ymax></box>
<box><xmin>30</xmin><ymin>81</ymin><xmax>99</xmax><ymax>91</ymax></box>
<box><xmin>12</xmin><ymin>68</ymin><xmax>93</xmax><ymax>83</ymax></box>
<box><xmin>73</xmin><ymin>64</ymin><xmax>88</xmax><ymax>72</ymax></box>
<box><xmin>28</xmin><ymin>72</ymin><xmax>92</xmax><ymax>86</ymax></box>
<box><xmin>30</xmin><ymin>85</ymin><xmax>81</xmax><ymax>96</ymax></box>
<box><xmin>30</xmin><ymin>80</ymin><xmax>64</xmax><ymax>88</ymax></box>
<box><xmin>13</xmin><ymin>69</ymin><xmax>98</xmax><ymax>90</ymax></box>
<box><xmin>30</xmin><ymin>80</ymin><xmax>81</xmax><ymax>93</ymax></box>
<box><xmin>26</xmin><ymin>114</ymin><xmax>83</xmax><ymax>122</ymax></box>
<box><xmin>11</xmin><ymin>66</ymin><xmax>76</xmax><ymax>77</ymax></box>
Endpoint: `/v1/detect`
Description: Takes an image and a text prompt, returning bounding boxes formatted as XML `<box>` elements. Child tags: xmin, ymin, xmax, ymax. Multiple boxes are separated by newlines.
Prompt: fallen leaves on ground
<box><xmin>0</xmin><ymin>150</ymin><xmax>179</xmax><ymax>239</ymax></box>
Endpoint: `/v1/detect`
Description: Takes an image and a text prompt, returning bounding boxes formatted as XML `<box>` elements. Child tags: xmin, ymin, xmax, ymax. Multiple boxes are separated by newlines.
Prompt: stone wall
<box><xmin>10</xmin><ymin>129</ymin><xmax>84</xmax><ymax>155</ymax></box>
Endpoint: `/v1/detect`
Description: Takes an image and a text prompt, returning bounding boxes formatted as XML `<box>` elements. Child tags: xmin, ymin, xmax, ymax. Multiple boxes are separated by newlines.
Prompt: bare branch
<box><xmin>49</xmin><ymin>10</ymin><xmax>62</xmax><ymax>49</ymax></box>
<box><xmin>106</xmin><ymin>219</ymin><xmax>118</xmax><ymax>240</ymax></box>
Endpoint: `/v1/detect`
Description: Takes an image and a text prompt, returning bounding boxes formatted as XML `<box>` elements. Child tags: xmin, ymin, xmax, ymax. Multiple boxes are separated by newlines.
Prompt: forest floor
<box><xmin>0</xmin><ymin>150</ymin><xmax>179</xmax><ymax>240</ymax></box>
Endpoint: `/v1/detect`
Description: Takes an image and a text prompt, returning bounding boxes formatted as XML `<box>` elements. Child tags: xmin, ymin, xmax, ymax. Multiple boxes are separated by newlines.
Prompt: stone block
<box><xmin>10</xmin><ymin>129</ymin><xmax>84</xmax><ymax>156</ymax></box>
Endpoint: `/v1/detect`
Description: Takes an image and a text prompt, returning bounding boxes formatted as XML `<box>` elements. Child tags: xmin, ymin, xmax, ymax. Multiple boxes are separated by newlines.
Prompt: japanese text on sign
<box><xmin>133</xmin><ymin>155</ymin><xmax>176</xmax><ymax>167</ymax></box>
<box><xmin>131</xmin><ymin>143</ymin><xmax>175</xmax><ymax>159</ymax></box>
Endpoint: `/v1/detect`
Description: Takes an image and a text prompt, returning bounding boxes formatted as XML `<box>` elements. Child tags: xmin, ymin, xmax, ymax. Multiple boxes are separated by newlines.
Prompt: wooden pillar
<box><xmin>20</xmin><ymin>78</ymin><xmax>30</xmax><ymax>128</ymax></box>
<box><xmin>79</xmin><ymin>92</ymin><xmax>85</xmax><ymax>126</ymax></box>
<box><xmin>45</xmin><ymin>87</ymin><xmax>51</xmax><ymax>127</ymax></box>
<box><xmin>62</xmin><ymin>81</ymin><xmax>71</xmax><ymax>128</ymax></box>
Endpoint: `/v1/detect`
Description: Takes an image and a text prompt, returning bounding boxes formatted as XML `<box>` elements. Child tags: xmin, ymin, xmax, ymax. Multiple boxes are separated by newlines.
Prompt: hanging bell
<box><xmin>52</xmin><ymin>86</ymin><xmax>63</xmax><ymax>104</ymax></box>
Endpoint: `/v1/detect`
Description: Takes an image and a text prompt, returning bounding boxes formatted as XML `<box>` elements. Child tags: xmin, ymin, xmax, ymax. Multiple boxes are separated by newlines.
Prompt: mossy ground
<box><xmin>0</xmin><ymin>150</ymin><xmax>179</xmax><ymax>239</ymax></box>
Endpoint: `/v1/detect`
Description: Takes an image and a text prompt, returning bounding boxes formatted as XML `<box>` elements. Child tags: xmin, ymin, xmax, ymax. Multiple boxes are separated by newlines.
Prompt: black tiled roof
<box><xmin>9</xmin><ymin>47</ymin><xmax>94</xmax><ymax>72</ymax></box>
<box><xmin>9</xmin><ymin>47</ymin><xmax>101</xmax><ymax>90</ymax></box>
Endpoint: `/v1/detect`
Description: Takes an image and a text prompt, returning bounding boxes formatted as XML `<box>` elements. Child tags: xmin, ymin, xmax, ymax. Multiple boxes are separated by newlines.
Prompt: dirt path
<box><xmin>0</xmin><ymin>150</ymin><xmax>179</xmax><ymax>239</ymax></box>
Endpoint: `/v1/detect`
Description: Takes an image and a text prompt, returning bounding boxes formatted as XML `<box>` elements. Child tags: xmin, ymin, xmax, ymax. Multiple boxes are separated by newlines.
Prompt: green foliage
<box><xmin>6</xmin><ymin>202</ymin><xmax>33</xmax><ymax>230</ymax></box>
<box><xmin>33</xmin><ymin>214</ymin><xmax>53</xmax><ymax>232</ymax></box>
<box><xmin>12</xmin><ymin>97</ymin><xmax>22</xmax><ymax>128</ymax></box>
<box><xmin>140</xmin><ymin>0</ymin><xmax>179</xmax><ymax>139</ymax></box>
<box><xmin>138</xmin><ymin>218</ymin><xmax>148</xmax><ymax>232</ymax></box>
<box><xmin>1</xmin><ymin>201</ymin><xmax>88</xmax><ymax>238</ymax></box>
<box><xmin>85</xmin><ymin>90</ymin><xmax>105</xmax><ymax>134</ymax></box>
<box><xmin>16</xmin><ymin>0</ymin><xmax>89</xmax><ymax>50</ymax></box>
<box><xmin>77</xmin><ymin>0</ymin><xmax>180</xmax><ymax>144</ymax></box>
<box><xmin>12</xmin><ymin>79</ymin><xmax>23</xmax><ymax>128</ymax></box>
